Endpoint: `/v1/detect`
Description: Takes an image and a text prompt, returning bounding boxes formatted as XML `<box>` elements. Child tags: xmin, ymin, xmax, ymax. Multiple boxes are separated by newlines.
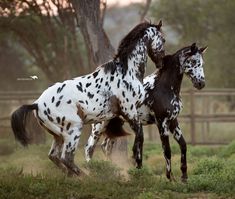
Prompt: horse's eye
<box><xmin>191</xmin><ymin>60</ymin><xmax>196</xmax><ymax>65</ymax></box>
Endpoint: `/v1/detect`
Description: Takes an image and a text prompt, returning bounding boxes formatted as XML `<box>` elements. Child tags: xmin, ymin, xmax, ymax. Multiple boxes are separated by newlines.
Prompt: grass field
<box><xmin>0</xmin><ymin>136</ymin><xmax>235</xmax><ymax>199</ymax></box>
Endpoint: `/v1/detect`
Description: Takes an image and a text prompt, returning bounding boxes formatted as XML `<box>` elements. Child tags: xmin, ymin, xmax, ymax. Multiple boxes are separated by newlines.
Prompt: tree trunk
<box><xmin>71</xmin><ymin>0</ymin><xmax>128</xmax><ymax>162</ymax></box>
<box><xmin>71</xmin><ymin>0</ymin><xmax>115</xmax><ymax>68</ymax></box>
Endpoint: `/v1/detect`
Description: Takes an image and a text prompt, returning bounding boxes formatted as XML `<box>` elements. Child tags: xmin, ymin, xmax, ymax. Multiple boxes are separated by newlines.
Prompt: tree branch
<box><xmin>140</xmin><ymin>0</ymin><xmax>152</xmax><ymax>21</ymax></box>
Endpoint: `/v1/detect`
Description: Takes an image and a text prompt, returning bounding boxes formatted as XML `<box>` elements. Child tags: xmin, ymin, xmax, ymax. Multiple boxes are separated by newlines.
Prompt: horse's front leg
<box><xmin>157</xmin><ymin>118</ymin><xmax>173</xmax><ymax>180</ymax></box>
<box><xmin>128</xmin><ymin>119</ymin><xmax>144</xmax><ymax>169</ymax></box>
<box><xmin>85</xmin><ymin>121</ymin><xmax>107</xmax><ymax>162</ymax></box>
<box><xmin>169</xmin><ymin>119</ymin><xmax>188</xmax><ymax>182</ymax></box>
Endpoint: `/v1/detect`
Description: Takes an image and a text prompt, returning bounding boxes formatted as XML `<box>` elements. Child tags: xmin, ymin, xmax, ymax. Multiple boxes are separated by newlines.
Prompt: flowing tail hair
<box><xmin>11</xmin><ymin>104</ymin><xmax>38</xmax><ymax>147</ymax></box>
<box><xmin>104</xmin><ymin>117</ymin><xmax>130</xmax><ymax>138</ymax></box>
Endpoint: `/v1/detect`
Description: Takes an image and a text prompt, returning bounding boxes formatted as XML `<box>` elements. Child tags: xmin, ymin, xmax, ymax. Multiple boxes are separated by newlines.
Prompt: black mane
<box><xmin>116</xmin><ymin>22</ymin><xmax>158</xmax><ymax>74</ymax></box>
<box><xmin>104</xmin><ymin>22</ymin><xmax>158</xmax><ymax>75</ymax></box>
<box><xmin>103</xmin><ymin>60</ymin><xmax>116</xmax><ymax>75</ymax></box>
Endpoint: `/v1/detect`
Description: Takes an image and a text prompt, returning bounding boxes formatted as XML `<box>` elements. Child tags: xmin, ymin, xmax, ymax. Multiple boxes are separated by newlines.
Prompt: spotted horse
<box><xmin>11</xmin><ymin>21</ymin><xmax>165</xmax><ymax>176</ymax></box>
<box><xmin>85</xmin><ymin>43</ymin><xmax>207</xmax><ymax>182</ymax></box>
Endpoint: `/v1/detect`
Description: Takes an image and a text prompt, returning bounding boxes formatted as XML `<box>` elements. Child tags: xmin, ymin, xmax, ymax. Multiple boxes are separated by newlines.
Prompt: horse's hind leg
<box><xmin>169</xmin><ymin>119</ymin><xmax>187</xmax><ymax>182</ymax></box>
<box><xmin>48</xmin><ymin>136</ymin><xmax>67</xmax><ymax>172</ymax></box>
<box><xmin>101</xmin><ymin>137</ymin><xmax>116</xmax><ymax>158</ymax></box>
<box><xmin>61</xmin><ymin>126</ymin><xmax>82</xmax><ymax>176</ymax></box>
<box><xmin>39</xmin><ymin>124</ymin><xmax>67</xmax><ymax>172</ymax></box>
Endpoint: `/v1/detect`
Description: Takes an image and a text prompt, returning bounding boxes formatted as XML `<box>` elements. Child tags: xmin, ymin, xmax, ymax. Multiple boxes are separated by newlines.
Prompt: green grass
<box><xmin>0</xmin><ymin>137</ymin><xmax>235</xmax><ymax>198</ymax></box>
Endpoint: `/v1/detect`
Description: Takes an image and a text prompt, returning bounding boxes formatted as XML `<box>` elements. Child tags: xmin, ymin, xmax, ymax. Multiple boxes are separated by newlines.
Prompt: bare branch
<box><xmin>100</xmin><ymin>0</ymin><xmax>107</xmax><ymax>26</ymax></box>
<box><xmin>140</xmin><ymin>0</ymin><xmax>152</xmax><ymax>22</ymax></box>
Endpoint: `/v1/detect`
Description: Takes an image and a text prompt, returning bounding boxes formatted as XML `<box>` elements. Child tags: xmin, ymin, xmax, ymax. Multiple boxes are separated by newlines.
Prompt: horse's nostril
<box><xmin>198</xmin><ymin>81</ymin><xmax>205</xmax><ymax>89</ymax></box>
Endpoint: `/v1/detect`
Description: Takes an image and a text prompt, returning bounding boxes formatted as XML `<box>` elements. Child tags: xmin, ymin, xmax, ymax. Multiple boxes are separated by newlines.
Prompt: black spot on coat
<box><xmin>93</xmin><ymin>71</ymin><xmax>99</xmax><ymax>78</ymax></box>
<box><xmin>117</xmin><ymin>79</ymin><xmax>120</xmax><ymax>88</ymax></box>
<box><xmin>66</xmin><ymin>122</ymin><xmax>71</xmax><ymax>131</ymax></box>
<box><xmin>122</xmin><ymin>91</ymin><xmax>126</xmax><ymax>98</ymax></box>
<box><xmin>56</xmin><ymin>117</ymin><xmax>61</xmax><ymax>124</ymax></box>
<box><xmin>87</xmin><ymin>92</ymin><xmax>94</xmax><ymax>99</ymax></box>
<box><xmin>74</xmin><ymin>135</ymin><xmax>80</xmax><ymax>141</ymax></box>
<box><xmin>47</xmin><ymin>108</ymin><xmax>51</xmax><ymax>114</ymax></box>
<box><xmin>76</xmin><ymin>85</ymin><xmax>83</xmax><ymax>92</ymax></box>
<box><xmin>86</xmin><ymin>83</ymin><xmax>91</xmax><ymax>88</ymax></box>
<box><xmin>47</xmin><ymin>115</ymin><xmax>54</xmax><ymax>122</ymax></box>
<box><xmin>56</xmin><ymin>101</ymin><xmax>61</xmax><ymax>107</ymax></box>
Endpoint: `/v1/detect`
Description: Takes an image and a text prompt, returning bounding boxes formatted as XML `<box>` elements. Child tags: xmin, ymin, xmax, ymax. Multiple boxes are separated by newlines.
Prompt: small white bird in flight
<box><xmin>30</xmin><ymin>76</ymin><xmax>38</xmax><ymax>80</ymax></box>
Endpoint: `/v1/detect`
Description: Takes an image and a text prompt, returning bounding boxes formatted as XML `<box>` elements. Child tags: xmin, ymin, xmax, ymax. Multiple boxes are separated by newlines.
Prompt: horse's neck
<box><xmin>159</xmin><ymin>56</ymin><xmax>183</xmax><ymax>95</ymax></box>
<box><xmin>127</xmin><ymin>39</ymin><xmax>147</xmax><ymax>81</ymax></box>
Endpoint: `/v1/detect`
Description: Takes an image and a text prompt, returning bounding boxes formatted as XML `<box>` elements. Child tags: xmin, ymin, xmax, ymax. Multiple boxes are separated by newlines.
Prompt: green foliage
<box><xmin>0</xmin><ymin>0</ymin><xmax>88</xmax><ymax>84</ymax></box>
<box><xmin>84</xmin><ymin>160</ymin><xmax>122</xmax><ymax>182</ymax></box>
<box><xmin>1</xmin><ymin>141</ymin><xmax>235</xmax><ymax>198</ymax></box>
<box><xmin>219</xmin><ymin>140</ymin><xmax>235</xmax><ymax>158</ymax></box>
<box><xmin>151</xmin><ymin>0</ymin><xmax>235</xmax><ymax>88</ymax></box>
<box><xmin>143</xmin><ymin>142</ymin><xmax>162</xmax><ymax>159</ymax></box>
<box><xmin>188</xmin><ymin>145</ymin><xmax>220</xmax><ymax>157</ymax></box>
<box><xmin>192</xmin><ymin>157</ymin><xmax>224</xmax><ymax>175</ymax></box>
<box><xmin>128</xmin><ymin>166</ymin><xmax>153</xmax><ymax>181</ymax></box>
<box><xmin>185</xmin><ymin>157</ymin><xmax>235</xmax><ymax>194</ymax></box>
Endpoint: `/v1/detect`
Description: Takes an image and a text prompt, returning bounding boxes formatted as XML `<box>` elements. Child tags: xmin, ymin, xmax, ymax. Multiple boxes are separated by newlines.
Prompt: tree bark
<box><xmin>71</xmin><ymin>0</ymin><xmax>128</xmax><ymax>162</ymax></box>
<box><xmin>70</xmin><ymin>0</ymin><xmax>115</xmax><ymax>68</ymax></box>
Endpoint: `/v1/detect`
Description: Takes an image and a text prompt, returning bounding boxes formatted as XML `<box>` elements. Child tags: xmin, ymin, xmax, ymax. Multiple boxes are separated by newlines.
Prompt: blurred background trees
<box><xmin>151</xmin><ymin>0</ymin><xmax>235</xmax><ymax>88</ymax></box>
<box><xmin>1</xmin><ymin>0</ymin><xmax>234</xmax><ymax>90</ymax></box>
<box><xmin>0</xmin><ymin>0</ymin><xmax>87</xmax><ymax>86</ymax></box>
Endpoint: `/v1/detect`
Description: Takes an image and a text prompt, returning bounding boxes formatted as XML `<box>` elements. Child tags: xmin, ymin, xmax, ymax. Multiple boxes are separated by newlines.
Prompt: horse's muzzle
<box><xmin>194</xmin><ymin>80</ymin><xmax>205</xmax><ymax>90</ymax></box>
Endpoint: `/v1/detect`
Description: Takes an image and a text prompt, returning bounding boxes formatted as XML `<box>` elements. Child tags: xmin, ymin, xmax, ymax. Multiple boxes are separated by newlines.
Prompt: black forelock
<box><xmin>174</xmin><ymin>44</ymin><xmax>199</xmax><ymax>57</ymax></box>
<box><xmin>157</xmin><ymin>44</ymin><xmax>200</xmax><ymax>73</ymax></box>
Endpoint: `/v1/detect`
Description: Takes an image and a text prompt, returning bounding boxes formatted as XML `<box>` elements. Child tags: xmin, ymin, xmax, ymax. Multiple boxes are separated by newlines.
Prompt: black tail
<box><xmin>11</xmin><ymin>104</ymin><xmax>38</xmax><ymax>147</ymax></box>
<box><xmin>104</xmin><ymin>117</ymin><xmax>130</xmax><ymax>139</ymax></box>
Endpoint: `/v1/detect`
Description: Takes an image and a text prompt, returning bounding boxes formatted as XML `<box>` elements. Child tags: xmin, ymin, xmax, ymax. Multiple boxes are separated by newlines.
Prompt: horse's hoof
<box><xmin>136</xmin><ymin>164</ymin><xmax>142</xmax><ymax>169</ymax></box>
<box><xmin>136</xmin><ymin>159</ymin><xmax>142</xmax><ymax>169</ymax></box>
<box><xmin>85</xmin><ymin>156</ymin><xmax>91</xmax><ymax>163</ymax></box>
<box><xmin>181</xmin><ymin>176</ymin><xmax>188</xmax><ymax>183</ymax></box>
<box><xmin>166</xmin><ymin>172</ymin><xmax>171</xmax><ymax>180</ymax></box>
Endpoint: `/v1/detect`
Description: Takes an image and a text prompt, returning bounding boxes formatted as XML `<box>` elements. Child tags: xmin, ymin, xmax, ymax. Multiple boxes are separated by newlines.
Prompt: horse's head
<box><xmin>146</xmin><ymin>20</ymin><xmax>165</xmax><ymax>68</ymax></box>
<box><xmin>179</xmin><ymin>43</ymin><xmax>207</xmax><ymax>89</ymax></box>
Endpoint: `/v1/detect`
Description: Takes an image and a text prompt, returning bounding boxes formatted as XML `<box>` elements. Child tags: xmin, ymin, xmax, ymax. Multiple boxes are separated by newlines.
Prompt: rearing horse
<box><xmin>85</xmin><ymin>43</ymin><xmax>207</xmax><ymax>182</ymax></box>
<box><xmin>11</xmin><ymin>21</ymin><xmax>165</xmax><ymax>175</ymax></box>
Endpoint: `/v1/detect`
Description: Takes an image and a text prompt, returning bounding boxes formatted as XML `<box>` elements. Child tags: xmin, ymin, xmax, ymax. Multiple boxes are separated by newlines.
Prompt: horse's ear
<box><xmin>199</xmin><ymin>46</ymin><xmax>208</xmax><ymax>53</ymax></box>
<box><xmin>191</xmin><ymin>43</ymin><xmax>196</xmax><ymax>51</ymax></box>
<box><xmin>157</xmin><ymin>20</ymin><xmax>163</xmax><ymax>28</ymax></box>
